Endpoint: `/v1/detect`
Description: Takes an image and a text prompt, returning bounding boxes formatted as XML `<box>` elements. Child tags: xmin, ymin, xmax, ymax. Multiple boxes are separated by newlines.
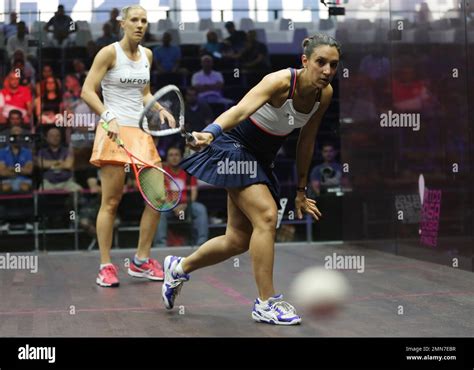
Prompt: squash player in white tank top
<box><xmin>162</xmin><ymin>34</ymin><xmax>341</xmax><ymax>325</ymax></box>
<box><xmin>82</xmin><ymin>5</ymin><xmax>175</xmax><ymax>287</ymax></box>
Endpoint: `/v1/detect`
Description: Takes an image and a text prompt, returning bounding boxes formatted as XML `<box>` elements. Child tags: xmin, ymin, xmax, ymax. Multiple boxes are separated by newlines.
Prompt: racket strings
<box><xmin>138</xmin><ymin>167</ymin><xmax>180</xmax><ymax>211</ymax></box>
<box><xmin>143</xmin><ymin>92</ymin><xmax>182</xmax><ymax>133</ymax></box>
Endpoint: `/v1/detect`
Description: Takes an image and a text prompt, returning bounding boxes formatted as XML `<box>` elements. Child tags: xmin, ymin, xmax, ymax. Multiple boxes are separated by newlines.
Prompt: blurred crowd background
<box><xmin>0</xmin><ymin>1</ymin><xmax>472</xmax><ymax>271</ymax></box>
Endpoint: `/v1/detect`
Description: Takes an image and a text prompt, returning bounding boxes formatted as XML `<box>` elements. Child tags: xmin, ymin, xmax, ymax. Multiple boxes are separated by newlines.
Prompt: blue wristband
<box><xmin>202</xmin><ymin>123</ymin><xmax>222</xmax><ymax>140</ymax></box>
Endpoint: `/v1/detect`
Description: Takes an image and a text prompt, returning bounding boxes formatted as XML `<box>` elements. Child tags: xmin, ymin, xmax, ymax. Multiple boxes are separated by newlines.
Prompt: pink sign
<box><xmin>419</xmin><ymin>189</ymin><xmax>442</xmax><ymax>247</ymax></box>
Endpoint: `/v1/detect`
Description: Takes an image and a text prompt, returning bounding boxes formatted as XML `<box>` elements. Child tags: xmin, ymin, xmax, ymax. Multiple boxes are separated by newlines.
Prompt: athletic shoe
<box><xmin>96</xmin><ymin>264</ymin><xmax>120</xmax><ymax>288</ymax></box>
<box><xmin>128</xmin><ymin>258</ymin><xmax>164</xmax><ymax>281</ymax></box>
<box><xmin>252</xmin><ymin>294</ymin><xmax>302</xmax><ymax>325</ymax></box>
<box><xmin>162</xmin><ymin>255</ymin><xmax>190</xmax><ymax>309</ymax></box>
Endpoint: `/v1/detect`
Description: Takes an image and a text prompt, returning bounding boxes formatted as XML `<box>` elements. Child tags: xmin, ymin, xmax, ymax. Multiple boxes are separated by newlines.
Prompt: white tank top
<box><xmin>249</xmin><ymin>68</ymin><xmax>320</xmax><ymax>136</ymax></box>
<box><xmin>101</xmin><ymin>42</ymin><xmax>150</xmax><ymax>127</ymax></box>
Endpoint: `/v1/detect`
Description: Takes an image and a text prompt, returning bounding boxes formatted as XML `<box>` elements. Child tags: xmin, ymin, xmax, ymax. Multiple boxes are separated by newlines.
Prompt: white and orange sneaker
<box><xmin>96</xmin><ymin>264</ymin><xmax>120</xmax><ymax>287</ymax></box>
<box><xmin>127</xmin><ymin>258</ymin><xmax>164</xmax><ymax>281</ymax></box>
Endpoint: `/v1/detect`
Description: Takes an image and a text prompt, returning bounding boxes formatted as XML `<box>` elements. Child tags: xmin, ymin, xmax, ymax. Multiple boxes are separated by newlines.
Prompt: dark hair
<box><xmin>8</xmin><ymin>109</ymin><xmax>23</xmax><ymax>118</ymax></box>
<box><xmin>167</xmin><ymin>145</ymin><xmax>183</xmax><ymax>155</ymax></box>
<box><xmin>321</xmin><ymin>142</ymin><xmax>336</xmax><ymax>150</ymax></box>
<box><xmin>302</xmin><ymin>33</ymin><xmax>341</xmax><ymax>58</ymax></box>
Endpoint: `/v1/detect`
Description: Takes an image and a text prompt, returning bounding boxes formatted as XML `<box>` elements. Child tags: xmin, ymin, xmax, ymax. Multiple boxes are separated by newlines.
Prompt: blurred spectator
<box><xmin>0</xmin><ymin>110</ymin><xmax>28</xmax><ymax>146</ymax></box>
<box><xmin>0</xmin><ymin>125</ymin><xmax>33</xmax><ymax>192</ymax></box>
<box><xmin>200</xmin><ymin>30</ymin><xmax>224</xmax><ymax>57</ymax></box>
<box><xmin>78</xmin><ymin>171</ymin><xmax>101</xmax><ymax>237</ymax></box>
<box><xmin>96</xmin><ymin>22</ymin><xmax>119</xmax><ymax>49</ymax></box>
<box><xmin>2</xmin><ymin>109</ymin><xmax>24</xmax><ymax>127</ymax></box>
<box><xmin>62</xmin><ymin>74</ymin><xmax>83</xmax><ymax>113</ymax></box>
<box><xmin>11</xmin><ymin>50</ymin><xmax>36</xmax><ymax>87</ymax></box>
<box><xmin>358</xmin><ymin>47</ymin><xmax>390</xmax><ymax>83</ymax></box>
<box><xmin>36</xmin><ymin>65</ymin><xmax>62</xmax><ymax>97</ymax></box>
<box><xmin>43</xmin><ymin>5</ymin><xmax>76</xmax><ymax>46</ymax></box>
<box><xmin>106</xmin><ymin>8</ymin><xmax>121</xmax><ymax>38</ymax></box>
<box><xmin>7</xmin><ymin>22</ymin><xmax>36</xmax><ymax>62</ymax></box>
<box><xmin>308</xmin><ymin>143</ymin><xmax>343</xmax><ymax>197</ymax></box>
<box><xmin>86</xmin><ymin>40</ymin><xmax>99</xmax><ymax>67</ymax></box>
<box><xmin>3</xmin><ymin>12</ymin><xmax>18</xmax><ymax>40</ymax></box>
<box><xmin>72</xmin><ymin>59</ymin><xmax>88</xmax><ymax>85</ymax></box>
<box><xmin>143</xmin><ymin>27</ymin><xmax>157</xmax><ymax>43</ymax></box>
<box><xmin>224</xmin><ymin>21</ymin><xmax>247</xmax><ymax>52</ymax></box>
<box><xmin>66</xmin><ymin>73</ymin><xmax>95</xmax><ymax>189</ymax></box>
<box><xmin>238</xmin><ymin>30</ymin><xmax>270</xmax><ymax>71</ymax></box>
<box><xmin>415</xmin><ymin>2</ymin><xmax>433</xmax><ymax>26</ymax></box>
<box><xmin>37</xmin><ymin>127</ymin><xmax>82</xmax><ymax>191</ymax></box>
<box><xmin>152</xmin><ymin>32</ymin><xmax>185</xmax><ymax>75</ymax></box>
<box><xmin>35</xmin><ymin>76</ymin><xmax>62</xmax><ymax>125</ymax></box>
<box><xmin>185</xmin><ymin>86</ymin><xmax>213</xmax><ymax>132</ymax></box>
<box><xmin>0</xmin><ymin>70</ymin><xmax>33</xmax><ymax>124</ymax></box>
<box><xmin>392</xmin><ymin>56</ymin><xmax>436</xmax><ymax>112</ymax></box>
<box><xmin>191</xmin><ymin>55</ymin><xmax>233</xmax><ymax>106</ymax></box>
<box><xmin>154</xmin><ymin>146</ymin><xmax>209</xmax><ymax>247</ymax></box>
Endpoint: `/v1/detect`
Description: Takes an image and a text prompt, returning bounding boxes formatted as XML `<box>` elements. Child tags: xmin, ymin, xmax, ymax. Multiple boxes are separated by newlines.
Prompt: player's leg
<box><xmin>162</xmin><ymin>192</ymin><xmax>252</xmax><ymax>309</ymax></box>
<box><xmin>231</xmin><ymin>184</ymin><xmax>301</xmax><ymax>325</ymax></box>
<box><xmin>229</xmin><ymin>184</ymin><xmax>277</xmax><ymax>300</ymax></box>
<box><xmin>129</xmin><ymin>157</ymin><xmax>164</xmax><ymax>280</ymax></box>
<box><xmin>95</xmin><ymin>164</ymin><xmax>126</xmax><ymax>287</ymax></box>
<box><xmin>182</xmin><ymin>193</ymin><xmax>252</xmax><ymax>272</ymax></box>
<box><xmin>136</xmin><ymin>203</ymin><xmax>161</xmax><ymax>258</ymax></box>
<box><xmin>96</xmin><ymin>164</ymin><xmax>126</xmax><ymax>263</ymax></box>
<box><xmin>128</xmin><ymin>202</ymin><xmax>164</xmax><ymax>281</ymax></box>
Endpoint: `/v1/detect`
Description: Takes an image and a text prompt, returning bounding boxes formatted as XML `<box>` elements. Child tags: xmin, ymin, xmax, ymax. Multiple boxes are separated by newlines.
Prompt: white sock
<box><xmin>100</xmin><ymin>263</ymin><xmax>113</xmax><ymax>269</ymax></box>
<box><xmin>175</xmin><ymin>258</ymin><xmax>186</xmax><ymax>276</ymax></box>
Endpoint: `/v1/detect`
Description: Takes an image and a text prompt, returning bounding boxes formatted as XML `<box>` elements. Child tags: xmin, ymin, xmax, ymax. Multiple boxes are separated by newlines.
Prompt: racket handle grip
<box><xmin>184</xmin><ymin>132</ymin><xmax>196</xmax><ymax>145</ymax></box>
<box><xmin>101</xmin><ymin>121</ymin><xmax>124</xmax><ymax>146</ymax></box>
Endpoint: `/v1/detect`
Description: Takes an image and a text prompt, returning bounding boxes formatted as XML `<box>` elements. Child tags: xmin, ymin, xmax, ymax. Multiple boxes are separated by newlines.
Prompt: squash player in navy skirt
<box><xmin>162</xmin><ymin>33</ymin><xmax>341</xmax><ymax>325</ymax></box>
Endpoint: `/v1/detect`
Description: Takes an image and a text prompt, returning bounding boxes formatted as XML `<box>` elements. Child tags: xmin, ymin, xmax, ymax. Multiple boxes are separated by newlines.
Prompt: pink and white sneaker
<box><xmin>128</xmin><ymin>258</ymin><xmax>164</xmax><ymax>281</ymax></box>
<box><xmin>96</xmin><ymin>264</ymin><xmax>120</xmax><ymax>287</ymax></box>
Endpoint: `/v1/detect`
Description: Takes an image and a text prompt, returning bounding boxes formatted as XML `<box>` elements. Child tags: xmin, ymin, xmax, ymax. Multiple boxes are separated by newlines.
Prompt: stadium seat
<box><xmin>198</xmin><ymin>18</ymin><xmax>214</xmax><ymax>31</ymax></box>
<box><xmin>240</xmin><ymin>18</ymin><xmax>255</xmax><ymax>31</ymax></box>
<box><xmin>279</xmin><ymin>18</ymin><xmax>292</xmax><ymax>31</ymax></box>
<box><xmin>75</xmin><ymin>29</ymin><xmax>93</xmax><ymax>47</ymax></box>
<box><xmin>254</xmin><ymin>28</ymin><xmax>267</xmax><ymax>44</ymax></box>
<box><xmin>157</xmin><ymin>18</ymin><xmax>174</xmax><ymax>31</ymax></box>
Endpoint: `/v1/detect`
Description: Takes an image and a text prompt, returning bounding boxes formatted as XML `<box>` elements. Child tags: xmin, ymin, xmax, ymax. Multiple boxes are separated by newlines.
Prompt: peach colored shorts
<box><xmin>90</xmin><ymin>122</ymin><xmax>161</xmax><ymax>167</ymax></box>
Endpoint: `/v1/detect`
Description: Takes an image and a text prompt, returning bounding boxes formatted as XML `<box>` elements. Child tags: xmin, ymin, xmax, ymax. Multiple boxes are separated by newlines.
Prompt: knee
<box><xmin>253</xmin><ymin>209</ymin><xmax>277</xmax><ymax>231</ymax></box>
<box><xmin>101</xmin><ymin>196</ymin><xmax>122</xmax><ymax>214</ymax></box>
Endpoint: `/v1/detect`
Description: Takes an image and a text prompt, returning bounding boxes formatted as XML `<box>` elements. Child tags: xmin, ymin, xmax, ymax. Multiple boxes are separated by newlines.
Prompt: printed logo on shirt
<box><xmin>119</xmin><ymin>78</ymin><xmax>149</xmax><ymax>84</ymax></box>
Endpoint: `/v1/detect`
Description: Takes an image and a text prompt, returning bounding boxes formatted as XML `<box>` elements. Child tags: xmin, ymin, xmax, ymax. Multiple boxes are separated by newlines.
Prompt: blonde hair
<box><xmin>119</xmin><ymin>5</ymin><xmax>146</xmax><ymax>20</ymax></box>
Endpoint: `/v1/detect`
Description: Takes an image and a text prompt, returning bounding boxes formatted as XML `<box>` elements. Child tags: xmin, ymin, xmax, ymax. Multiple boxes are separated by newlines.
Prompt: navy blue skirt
<box><xmin>180</xmin><ymin>119</ymin><xmax>288</xmax><ymax>208</ymax></box>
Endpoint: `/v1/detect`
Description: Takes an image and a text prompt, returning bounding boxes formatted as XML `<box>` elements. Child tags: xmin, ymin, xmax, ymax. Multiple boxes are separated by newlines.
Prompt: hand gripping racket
<box><xmin>138</xmin><ymin>84</ymin><xmax>196</xmax><ymax>145</ymax></box>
